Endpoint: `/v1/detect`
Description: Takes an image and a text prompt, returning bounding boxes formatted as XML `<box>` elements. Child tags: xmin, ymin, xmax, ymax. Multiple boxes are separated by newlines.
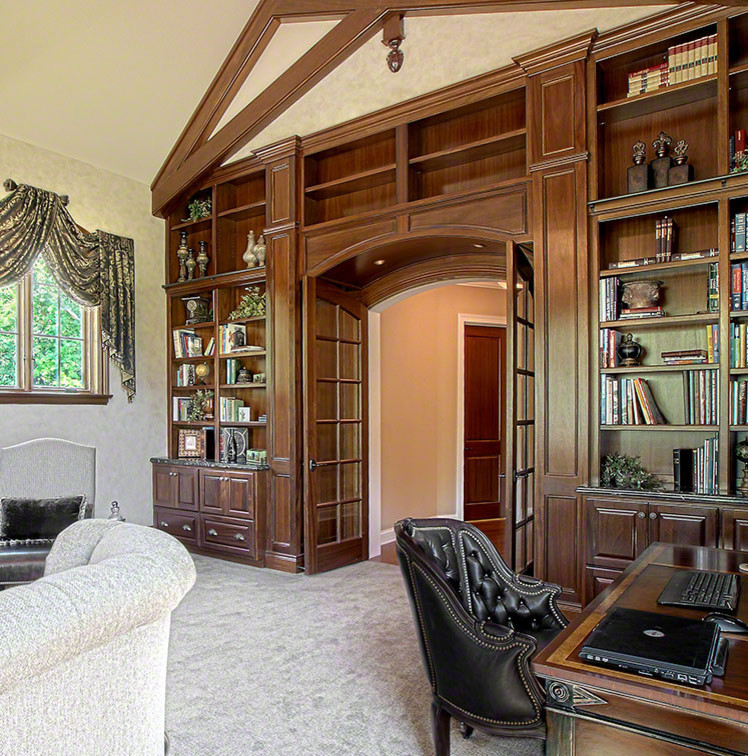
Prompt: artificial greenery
<box><xmin>228</xmin><ymin>286</ymin><xmax>266</xmax><ymax>320</ymax></box>
<box><xmin>187</xmin><ymin>389</ymin><xmax>214</xmax><ymax>422</ymax></box>
<box><xmin>185</xmin><ymin>196</ymin><xmax>212</xmax><ymax>222</ymax></box>
<box><xmin>601</xmin><ymin>453</ymin><xmax>664</xmax><ymax>491</ymax></box>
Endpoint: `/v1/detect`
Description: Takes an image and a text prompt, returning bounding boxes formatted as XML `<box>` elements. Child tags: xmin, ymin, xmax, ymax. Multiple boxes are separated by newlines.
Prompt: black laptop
<box><xmin>579</xmin><ymin>607</ymin><xmax>722</xmax><ymax>686</ymax></box>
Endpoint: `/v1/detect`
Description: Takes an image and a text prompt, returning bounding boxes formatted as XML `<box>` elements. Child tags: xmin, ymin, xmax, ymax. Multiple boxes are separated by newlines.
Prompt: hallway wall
<box><xmin>378</xmin><ymin>284</ymin><xmax>507</xmax><ymax>535</ymax></box>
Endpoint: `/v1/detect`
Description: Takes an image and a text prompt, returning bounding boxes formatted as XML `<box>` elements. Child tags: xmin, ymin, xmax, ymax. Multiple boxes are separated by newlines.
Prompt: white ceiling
<box><xmin>2</xmin><ymin>2</ymin><xmax>670</xmax><ymax>185</ymax></box>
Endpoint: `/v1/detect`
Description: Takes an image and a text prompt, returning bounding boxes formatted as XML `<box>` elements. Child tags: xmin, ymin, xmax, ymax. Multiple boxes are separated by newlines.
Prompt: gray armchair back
<box><xmin>0</xmin><ymin>438</ymin><xmax>95</xmax><ymax>517</ymax></box>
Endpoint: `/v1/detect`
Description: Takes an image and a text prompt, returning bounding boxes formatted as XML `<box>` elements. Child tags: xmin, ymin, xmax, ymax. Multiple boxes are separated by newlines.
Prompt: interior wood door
<box><xmin>504</xmin><ymin>242</ymin><xmax>536</xmax><ymax>573</ymax></box>
<box><xmin>463</xmin><ymin>324</ymin><xmax>506</xmax><ymax>555</ymax></box>
<box><xmin>303</xmin><ymin>277</ymin><xmax>368</xmax><ymax>574</ymax></box>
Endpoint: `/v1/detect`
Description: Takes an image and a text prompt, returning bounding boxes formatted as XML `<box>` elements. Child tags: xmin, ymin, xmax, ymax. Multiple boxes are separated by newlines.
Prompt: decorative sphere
<box><xmin>195</xmin><ymin>362</ymin><xmax>210</xmax><ymax>382</ymax></box>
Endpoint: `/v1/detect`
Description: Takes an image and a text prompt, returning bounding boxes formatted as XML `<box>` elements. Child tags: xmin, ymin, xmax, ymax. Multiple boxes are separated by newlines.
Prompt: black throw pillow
<box><xmin>0</xmin><ymin>495</ymin><xmax>86</xmax><ymax>542</ymax></box>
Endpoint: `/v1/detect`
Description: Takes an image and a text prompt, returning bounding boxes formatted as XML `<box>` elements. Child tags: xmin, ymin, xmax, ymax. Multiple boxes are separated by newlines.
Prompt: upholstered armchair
<box><xmin>0</xmin><ymin>438</ymin><xmax>95</xmax><ymax>586</ymax></box>
<box><xmin>395</xmin><ymin>517</ymin><xmax>568</xmax><ymax>755</ymax></box>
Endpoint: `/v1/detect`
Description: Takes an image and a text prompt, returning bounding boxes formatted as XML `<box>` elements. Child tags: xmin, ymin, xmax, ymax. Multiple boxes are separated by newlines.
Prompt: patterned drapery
<box><xmin>0</xmin><ymin>184</ymin><xmax>136</xmax><ymax>401</ymax></box>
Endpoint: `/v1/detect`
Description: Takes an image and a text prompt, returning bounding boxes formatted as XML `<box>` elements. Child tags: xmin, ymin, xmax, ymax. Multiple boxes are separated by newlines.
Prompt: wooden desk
<box><xmin>533</xmin><ymin>543</ymin><xmax>748</xmax><ymax>755</ymax></box>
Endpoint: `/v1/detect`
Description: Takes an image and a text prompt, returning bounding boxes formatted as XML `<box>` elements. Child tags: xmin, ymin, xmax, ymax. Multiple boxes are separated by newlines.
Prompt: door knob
<box><xmin>160</xmin><ymin>521</ymin><xmax>169</xmax><ymax>527</ymax></box>
<box><xmin>649</xmin><ymin>512</ymin><xmax>658</xmax><ymax>520</ymax></box>
<box><xmin>182</xmin><ymin>524</ymin><xmax>192</xmax><ymax>532</ymax></box>
<box><xmin>637</xmin><ymin>511</ymin><xmax>645</xmax><ymax>519</ymax></box>
<box><xmin>208</xmin><ymin>528</ymin><xmax>218</xmax><ymax>536</ymax></box>
<box><xmin>309</xmin><ymin>459</ymin><xmax>319</xmax><ymax>472</ymax></box>
<box><xmin>234</xmin><ymin>533</ymin><xmax>245</xmax><ymax>541</ymax></box>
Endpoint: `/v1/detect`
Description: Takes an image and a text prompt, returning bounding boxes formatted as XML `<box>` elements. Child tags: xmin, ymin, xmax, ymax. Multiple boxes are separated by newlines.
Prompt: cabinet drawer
<box><xmin>585</xmin><ymin>566</ymin><xmax>622</xmax><ymax>604</ymax></box>
<box><xmin>201</xmin><ymin>515</ymin><xmax>254</xmax><ymax>557</ymax></box>
<box><xmin>154</xmin><ymin>507</ymin><xmax>197</xmax><ymax>544</ymax></box>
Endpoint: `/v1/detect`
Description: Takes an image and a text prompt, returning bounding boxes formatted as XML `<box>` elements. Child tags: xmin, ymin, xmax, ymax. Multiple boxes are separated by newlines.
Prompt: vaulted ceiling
<box><xmin>3</xmin><ymin>1</ymin><xmax>673</xmax><ymax>187</ymax></box>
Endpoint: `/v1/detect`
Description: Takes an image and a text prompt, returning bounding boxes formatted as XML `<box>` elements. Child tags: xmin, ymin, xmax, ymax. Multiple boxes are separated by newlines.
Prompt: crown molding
<box><xmin>513</xmin><ymin>29</ymin><xmax>597</xmax><ymax>74</ymax></box>
<box><xmin>253</xmin><ymin>135</ymin><xmax>303</xmax><ymax>163</ymax></box>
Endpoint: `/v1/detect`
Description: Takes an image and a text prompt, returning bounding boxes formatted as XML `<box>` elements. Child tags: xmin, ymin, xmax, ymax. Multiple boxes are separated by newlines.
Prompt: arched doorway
<box><xmin>302</xmin><ymin>234</ymin><xmax>533</xmax><ymax>574</ymax></box>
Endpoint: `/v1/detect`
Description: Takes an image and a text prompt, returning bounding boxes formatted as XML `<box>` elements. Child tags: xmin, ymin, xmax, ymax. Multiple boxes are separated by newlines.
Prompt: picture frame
<box><xmin>178</xmin><ymin>428</ymin><xmax>204</xmax><ymax>458</ymax></box>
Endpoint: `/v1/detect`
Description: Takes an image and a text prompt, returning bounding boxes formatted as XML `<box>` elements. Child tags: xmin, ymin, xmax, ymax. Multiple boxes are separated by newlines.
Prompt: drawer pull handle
<box><xmin>234</xmin><ymin>533</ymin><xmax>245</xmax><ymax>542</ymax></box>
<box><xmin>637</xmin><ymin>512</ymin><xmax>645</xmax><ymax>519</ymax></box>
<box><xmin>182</xmin><ymin>525</ymin><xmax>192</xmax><ymax>532</ymax></box>
<box><xmin>208</xmin><ymin>528</ymin><xmax>218</xmax><ymax>536</ymax></box>
<box><xmin>649</xmin><ymin>512</ymin><xmax>658</xmax><ymax>520</ymax></box>
<box><xmin>160</xmin><ymin>521</ymin><xmax>169</xmax><ymax>528</ymax></box>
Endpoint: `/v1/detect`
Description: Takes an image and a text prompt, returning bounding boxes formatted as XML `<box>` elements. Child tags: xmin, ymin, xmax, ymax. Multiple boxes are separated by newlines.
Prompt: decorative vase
<box><xmin>621</xmin><ymin>279</ymin><xmax>662</xmax><ymax>310</ymax></box>
<box><xmin>243</xmin><ymin>231</ymin><xmax>258</xmax><ymax>268</ymax></box>
<box><xmin>185</xmin><ymin>248</ymin><xmax>197</xmax><ymax>280</ymax></box>
<box><xmin>176</xmin><ymin>231</ymin><xmax>189</xmax><ymax>282</ymax></box>
<box><xmin>197</xmin><ymin>241</ymin><xmax>209</xmax><ymax>277</ymax></box>
<box><xmin>616</xmin><ymin>333</ymin><xmax>643</xmax><ymax>367</ymax></box>
<box><xmin>254</xmin><ymin>234</ymin><xmax>267</xmax><ymax>266</ymax></box>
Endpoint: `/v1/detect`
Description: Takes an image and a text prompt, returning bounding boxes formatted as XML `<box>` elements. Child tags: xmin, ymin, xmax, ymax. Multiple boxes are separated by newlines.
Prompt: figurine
<box><xmin>627</xmin><ymin>141</ymin><xmax>650</xmax><ymax>194</ymax></box>
<box><xmin>651</xmin><ymin>131</ymin><xmax>673</xmax><ymax>189</ymax></box>
<box><xmin>254</xmin><ymin>234</ymin><xmax>267</xmax><ymax>266</ymax></box>
<box><xmin>652</xmin><ymin>131</ymin><xmax>673</xmax><ymax>158</ymax></box>
<box><xmin>176</xmin><ymin>231</ymin><xmax>189</xmax><ymax>282</ymax></box>
<box><xmin>108</xmin><ymin>501</ymin><xmax>125</xmax><ymax>522</ymax></box>
<box><xmin>243</xmin><ymin>231</ymin><xmax>258</xmax><ymax>268</ymax></box>
<box><xmin>197</xmin><ymin>241</ymin><xmax>209</xmax><ymax>277</ymax></box>
<box><xmin>236</xmin><ymin>367</ymin><xmax>252</xmax><ymax>384</ymax></box>
<box><xmin>669</xmin><ymin>139</ymin><xmax>693</xmax><ymax>185</ymax></box>
<box><xmin>185</xmin><ymin>247</ymin><xmax>197</xmax><ymax>280</ymax></box>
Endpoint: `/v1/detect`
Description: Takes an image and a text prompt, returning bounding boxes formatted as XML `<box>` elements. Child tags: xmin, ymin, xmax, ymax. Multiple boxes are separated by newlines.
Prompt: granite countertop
<box><xmin>150</xmin><ymin>457</ymin><xmax>269</xmax><ymax>471</ymax></box>
<box><xmin>577</xmin><ymin>485</ymin><xmax>748</xmax><ymax>506</ymax></box>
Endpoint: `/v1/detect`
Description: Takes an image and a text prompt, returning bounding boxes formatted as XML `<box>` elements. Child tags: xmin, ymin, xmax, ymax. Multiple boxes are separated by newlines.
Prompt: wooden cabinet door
<box><xmin>201</xmin><ymin>471</ymin><xmax>227</xmax><ymax>515</ymax></box>
<box><xmin>226</xmin><ymin>472</ymin><xmax>255</xmax><ymax>520</ymax></box>
<box><xmin>721</xmin><ymin>508</ymin><xmax>748</xmax><ymax>552</ymax></box>
<box><xmin>647</xmin><ymin>503</ymin><xmax>718</xmax><ymax>549</ymax></box>
<box><xmin>586</xmin><ymin>498</ymin><xmax>647</xmax><ymax>570</ymax></box>
<box><xmin>153</xmin><ymin>465</ymin><xmax>174</xmax><ymax>508</ymax></box>
<box><xmin>585</xmin><ymin>566</ymin><xmax>622</xmax><ymax>601</ymax></box>
<box><xmin>174</xmin><ymin>468</ymin><xmax>199</xmax><ymax>511</ymax></box>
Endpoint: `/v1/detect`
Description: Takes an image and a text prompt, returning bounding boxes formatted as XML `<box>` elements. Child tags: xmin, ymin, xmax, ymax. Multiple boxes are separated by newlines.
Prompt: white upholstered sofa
<box><xmin>0</xmin><ymin>519</ymin><xmax>196</xmax><ymax>756</ymax></box>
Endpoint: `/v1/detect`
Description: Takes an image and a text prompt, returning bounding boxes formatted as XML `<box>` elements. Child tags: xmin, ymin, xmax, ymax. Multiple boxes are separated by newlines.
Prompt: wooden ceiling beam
<box><xmin>152</xmin><ymin>7</ymin><xmax>386</xmax><ymax>215</ymax></box>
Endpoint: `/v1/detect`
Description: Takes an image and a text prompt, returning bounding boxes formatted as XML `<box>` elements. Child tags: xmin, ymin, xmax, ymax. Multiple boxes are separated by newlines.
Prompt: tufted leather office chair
<box><xmin>395</xmin><ymin>517</ymin><xmax>568</xmax><ymax>755</ymax></box>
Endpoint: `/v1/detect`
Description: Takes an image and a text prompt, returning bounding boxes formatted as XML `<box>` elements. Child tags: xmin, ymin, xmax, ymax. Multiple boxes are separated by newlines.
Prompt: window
<box><xmin>0</xmin><ymin>258</ymin><xmax>108</xmax><ymax>402</ymax></box>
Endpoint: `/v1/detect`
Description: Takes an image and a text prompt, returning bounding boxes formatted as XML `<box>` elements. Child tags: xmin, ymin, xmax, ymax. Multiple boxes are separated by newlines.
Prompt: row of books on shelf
<box><xmin>218</xmin><ymin>324</ymin><xmax>263</xmax><ymax>355</ymax></box>
<box><xmin>599</xmin><ymin>331</ymin><xmax>716</xmax><ymax>369</ymax></box>
<box><xmin>600</xmin><ymin>376</ymin><xmax>665</xmax><ymax>425</ymax></box>
<box><xmin>730</xmin><ymin>379</ymin><xmax>748</xmax><ymax>425</ymax></box>
<box><xmin>607</xmin><ymin>249</ymin><xmax>717</xmax><ymax>271</ymax></box>
<box><xmin>173</xmin><ymin>329</ymin><xmax>215</xmax><ymax>359</ymax></box>
<box><xmin>731</xmin><ymin>263</ymin><xmax>748</xmax><ymax>311</ymax></box>
<box><xmin>173</xmin><ymin>397</ymin><xmax>196</xmax><ymax>422</ymax></box>
<box><xmin>220</xmin><ymin>397</ymin><xmax>250</xmax><ymax>423</ymax></box>
<box><xmin>663</xmin><ymin>348</ymin><xmax>710</xmax><ymax>366</ymax></box>
<box><xmin>625</xmin><ymin>34</ymin><xmax>717</xmax><ymax>98</ymax></box>
<box><xmin>730</xmin><ymin>322</ymin><xmax>748</xmax><ymax>367</ymax></box>
<box><xmin>673</xmin><ymin>438</ymin><xmax>718</xmax><ymax>496</ymax></box>
<box><xmin>654</xmin><ymin>216</ymin><xmax>676</xmax><ymax>262</ymax></box>
<box><xmin>176</xmin><ymin>364</ymin><xmax>196</xmax><ymax>386</ymax></box>
<box><xmin>683</xmin><ymin>368</ymin><xmax>719</xmax><ymax>425</ymax></box>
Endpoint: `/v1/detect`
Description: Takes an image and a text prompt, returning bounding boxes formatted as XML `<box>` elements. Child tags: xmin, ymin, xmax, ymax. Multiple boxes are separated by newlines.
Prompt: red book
<box><xmin>737</xmin><ymin>129</ymin><xmax>747</xmax><ymax>157</ymax></box>
<box><xmin>733</xmin><ymin>265</ymin><xmax>743</xmax><ymax>310</ymax></box>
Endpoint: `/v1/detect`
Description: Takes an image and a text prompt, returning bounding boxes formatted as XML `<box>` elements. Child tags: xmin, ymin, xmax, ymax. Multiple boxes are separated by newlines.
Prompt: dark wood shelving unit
<box><xmin>407</xmin><ymin>129</ymin><xmax>526</xmax><ymax>171</ymax></box>
<box><xmin>305</xmin><ymin>164</ymin><xmax>397</xmax><ymax>198</ymax></box>
<box><xmin>601</xmin><ymin>364</ymin><xmax>718</xmax><ymax>374</ymax></box>
<box><xmin>170</xmin><ymin>215</ymin><xmax>213</xmax><ymax>232</ymax></box>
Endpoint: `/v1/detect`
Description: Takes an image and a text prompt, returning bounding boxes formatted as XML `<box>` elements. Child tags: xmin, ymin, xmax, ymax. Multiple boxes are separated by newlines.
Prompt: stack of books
<box><xmin>655</xmin><ymin>216</ymin><xmax>676</xmax><ymax>262</ymax></box>
<box><xmin>176</xmin><ymin>364</ymin><xmax>196</xmax><ymax>386</ymax></box>
<box><xmin>661</xmin><ymin>349</ymin><xmax>708</xmax><ymax>366</ymax></box>
<box><xmin>729</xmin><ymin>129</ymin><xmax>746</xmax><ymax>173</ymax></box>
<box><xmin>607</xmin><ymin>249</ymin><xmax>717</xmax><ymax>270</ymax></box>
<box><xmin>599</xmin><ymin>277</ymin><xmax>619</xmax><ymax>321</ymax></box>
<box><xmin>172</xmin><ymin>396</ymin><xmax>194</xmax><ymax>422</ymax></box>
<box><xmin>732</xmin><ymin>212</ymin><xmax>747</xmax><ymax>254</ymax></box>
<box><xmin>731</xmin><ymin>261</ymin><xmax>748</xmax><ymax>311</ymax></box>
<box><xmin>600</xmin><ymin>329</ymin><xmax>622</xmax><ymax>368</ymax></box>
<box><xmin>729</xmin><ymin>379</ymin><xmax>748</xmax><ymax>425</ymax></box>
<box><xmin>600</xmin><ymin>376</ymin><xmax>666</xmax><ymax>425</ymax></box>
<box><xmin>667</xmin><ymin>34</ymin><xmax>718</xmax><ymax>84</ymax></box>
<box><xmin>219</xmin><ymin>396</ymin><xmax>247</xmax><ymax>422</ymax></box>
<box><xmin>173</xmin><ymin>329</ymin><xmax>202</xmax><ymax>359</ymax></box>
<box><xmin>619</xmin><ymin>305</ymin><xmax>663</xmax><ymax>320</ymax></box>
<box><xmin>730</xmin><ymin>322</ymin><xmax>748</xmax><ymax>367</ymax></box>
<box><xmin>683</xmin><ymin>369</ymin><xmax>719</xmax><ymax>425</ymax></box>
<box><xmin>627</xmin><ymin>62</ymin><xmax>668</xmax><ymax>97</ymax></box>
<box><xmin>706</xmin><ymin>323</ymin><xmax>720</xmax><ymax>364</ymax></box>
<box><xmin>673</xmin><ymin>437</ymin><xmax>719</xmax><ymax>495</ymax></box>
<box><xmin>707</xmin><ymin>262</ymin><xmax>719</xmax><ymax>313</ymax></box>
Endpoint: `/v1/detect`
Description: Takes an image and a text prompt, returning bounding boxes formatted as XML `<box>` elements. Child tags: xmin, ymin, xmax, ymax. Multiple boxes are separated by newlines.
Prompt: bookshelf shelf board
<box><xmin>305</xmin><ymin>164</ymin><xmax>396</xmax><ymax>199</ymax></box>
<box><xmin>220</xmin><ymin>316</ymin><xmax>266</xmax><ymax>326</ymax></box>
<box><xmin>217</xmin><ymin>201</ymin><xmax>266</xmax><ymax>220</ymax></box>
<box><xmin>730</xmin><ymin>368</ymin><xmax>748</xmax><ymax>375</ymax></box>
<box><xmin>172</xmin><ymin>384</ymin><xmax>215</xmax><ymax>390</ymax></box>
<box><xmin>164</xmin><ymin>267</ymin><xmax>266</xmax><ymax>292</ymax></box>
<box><xmin>600</xmin><ymin>424</ymin><xmax>719</xmax><ymax>431</ymax></box>
<box><xmin>172</xmin><ymin>421</ymin><xmax>215</xmax><ymax>427</ymax></box>
<box><xmin>600</xmin><ymin>364</ymin><xmax>718</xmax><ymax>374</ymax></box>
<box><xmin>731</xmin><ymin>251</ymin><xmax>748</xmax><ymax>262</ymax></box>
<box><xmin>729</xmin><ymin>311</ymin><xmax>748</xmax><ymax>319</ymax></box>
<box><xmin>408</xmin><ymin>129</ymin><xmax>526</xmax><ymax>172</ymax></box>
<box><xmin>170</xmin><ymin>216</ymin><xmax>213</xmax><ymax>232</ymax></box>
<box><xmin>730</xmin><ymin>62</ymin><xmax>748</xmax><ymax>78</ymax></box>
<box><xmin>599</xmin><ymin>257</ymin><xmax>717</xmax><ymax>278</ymax></box>
<box><xmin>600</xmin><ymin>313</ymin><xmax>718</xmax><ymax>329</ymax></box>
<box><xmin>219</xmin><ymin>383</ymin><xmax>267</xmax><ymax>389</ymax></box>
<box><xmin>596</xmin><ymin>75</ymin><xmax>718</xmax><ymax>124</ymax></box>
<box><xmin>219</xmin><ymin>350</ymin><xmax>266</xmax><ymax>359</ymax></box>
<box><xmin>220</xmin><ymin>421</ymin><xmax>267</xmax><ymax>427</ymax></box>
<box><xmin>730</xmin><ymin>425</ymin><xmax>748</xmax><ymax>431</ymax></box>
<box><xmin>172</xmin><ymin>356</ymin><xmax>212</xmax><ymax>363</ymax></box>
<box><xmin>173</xmin><ymin>322</ymin><xmax>216</xmax><ymax>330</ymax></box>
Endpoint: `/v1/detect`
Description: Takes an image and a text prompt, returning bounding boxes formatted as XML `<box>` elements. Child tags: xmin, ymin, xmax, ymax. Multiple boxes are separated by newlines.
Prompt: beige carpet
<box><xmin>166</xmin><ymin>555</ymin><xmax>545</xmax><ymax>756</ymax></box>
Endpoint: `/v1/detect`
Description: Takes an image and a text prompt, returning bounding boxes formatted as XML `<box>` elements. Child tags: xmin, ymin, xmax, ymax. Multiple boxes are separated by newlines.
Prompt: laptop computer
<box><xmin>579</xmin><ymin>607</ymin><xmax>722</xmax><ymax>686</ymax></box>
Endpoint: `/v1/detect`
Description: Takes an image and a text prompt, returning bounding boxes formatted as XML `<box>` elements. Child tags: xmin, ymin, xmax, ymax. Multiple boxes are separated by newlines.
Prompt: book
<box><xmin>707</xmin><ymin>262</ymin><xmax>719</xmax><ymax>313</ymax></box>
<box><xmin>172</xmin><ymin>328</ymin><xmax>202</xmax><ymax>359</ymax></box>
<box><xmin>673</xmin><ymin>448</ymin><xmax>695</xmax><ymax>493</ymax></box>
<box><xmin>219</xmin><ymin>324</ymin><xmax>247</xmax><ymax>354</ymax></box>
<box><xmin>732</xmin><ymin>264</ymin><xmax>743</xmax><ymax>310</ymax></box>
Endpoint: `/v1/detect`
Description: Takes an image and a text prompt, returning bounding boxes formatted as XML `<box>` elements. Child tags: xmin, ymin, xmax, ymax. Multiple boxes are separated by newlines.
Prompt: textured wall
<box><xmin>378</xmin><ymin>284</ymin><xmax>506</xmax><ymax>532</ymax></box>
<box><xmin>0</xmin><ymin>133</ymin><xmax>165</xmax><ymax>524</ymax></box>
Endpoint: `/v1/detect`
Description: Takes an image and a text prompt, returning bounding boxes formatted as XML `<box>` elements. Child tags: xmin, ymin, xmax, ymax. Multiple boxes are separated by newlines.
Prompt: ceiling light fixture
<box><xmin>374</xmin><ymin>259</ymin><xmax>386</xmax><ymax>266</ymax></box>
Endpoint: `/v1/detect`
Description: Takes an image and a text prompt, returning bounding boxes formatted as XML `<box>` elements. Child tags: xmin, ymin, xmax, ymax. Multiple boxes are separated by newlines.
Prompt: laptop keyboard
<box><xmin>659</xmin><ymin>570</ymin><xmax>740</xmax><ymax>612</ymax></box>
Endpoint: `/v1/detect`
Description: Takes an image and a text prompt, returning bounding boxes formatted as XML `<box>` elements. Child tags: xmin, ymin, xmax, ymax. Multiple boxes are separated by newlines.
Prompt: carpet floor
<box><xmin>166</xmin><ymin>555</ymin><xmax>545</xmax><ymax>756</ymax></box>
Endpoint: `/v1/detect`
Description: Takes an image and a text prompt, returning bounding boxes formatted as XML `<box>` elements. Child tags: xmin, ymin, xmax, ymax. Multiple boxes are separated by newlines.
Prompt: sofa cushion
<box><xmin>0</xmin><ymin>495</ymin><xmax>86</xmax><ymax>543</ymax></box>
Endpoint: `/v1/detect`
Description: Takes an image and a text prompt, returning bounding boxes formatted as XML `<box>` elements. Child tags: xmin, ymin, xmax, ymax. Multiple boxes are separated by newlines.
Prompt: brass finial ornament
<box><xmin>653</xmin><ymin>131</ymin><xmax>673</xmax><ymax>159</ymax></box>
<box><xmin>632</xmin><ymin>141</ymin><xmax>647</xmax><ymax>166</ymax></box>
<box><xmin>673</xmin><ymin>139</ymin><xmax>690</xmax><ymax>166</ymax></box>
<box><xmin>382</xmin><ymin>14</ymin><xmax>405</xmax><ymax>73</ymax></box>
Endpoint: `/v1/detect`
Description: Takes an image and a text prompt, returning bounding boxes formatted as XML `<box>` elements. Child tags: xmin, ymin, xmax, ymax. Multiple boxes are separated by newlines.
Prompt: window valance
<box><xmin>0</xmin><ymin>184</ymin><xmax>136</xmax><ymax>401</ymax></box>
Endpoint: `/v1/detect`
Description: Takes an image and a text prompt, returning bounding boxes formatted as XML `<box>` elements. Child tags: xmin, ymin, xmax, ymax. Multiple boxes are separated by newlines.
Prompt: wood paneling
<box><xmin>585</xmin><ymin>565</ymin><xmax>623</xmax><ymax>600</ymax></box>
<box><xmin>648</xmin><ymin>502</ymin><xmax>718</xmax><ymax>549</ymax></box>
<box><xmin>721</xmin><ymin>508</ymin><xmax>748</xmax><ymax>551</ymax></box>
<box><xmin>305</xmin><ymin>219</ymin><xmax>397</xmax><ymax>274</ymax></box>
<box><xmin>541</xmin><ymin>75</ymin><xmax>575</xmax><ymax>155</ymax></box>
<box><xmin>586</xmin><ymin>497</ymin><xmax>647</xmax><ymax>569</ymax></box>
<box><xmin>153</xmin><ymin>465</ymin><xmax>173</xmax><ymax>508</ymax></box>
<box><xmin>545</xmin><ymin>495</ymin><xmax>582</xmax><ymax>604</ymax></box>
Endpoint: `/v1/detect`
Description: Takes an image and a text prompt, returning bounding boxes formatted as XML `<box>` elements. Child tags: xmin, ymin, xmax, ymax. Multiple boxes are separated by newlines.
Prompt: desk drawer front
<box><xmin>154</xmin><ymin>507</ymin><xmax>197</xmax><ymax>544</ymax></box>
<box><xmin>201</xmin><ymin>516</ymin><xmax>254</xmax><ymax>556</ymax></box>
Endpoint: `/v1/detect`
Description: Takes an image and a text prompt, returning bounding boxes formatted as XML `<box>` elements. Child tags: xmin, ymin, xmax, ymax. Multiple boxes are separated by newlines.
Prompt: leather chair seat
<box><xmin>0</xmin><ymin>543</ymin><xmax>50</xmax><ymax>585</ymax></box>
<box><xmin>522</xmin><ymin>627</ymin><xmax>560</xmax><ymax>652</ymax></box>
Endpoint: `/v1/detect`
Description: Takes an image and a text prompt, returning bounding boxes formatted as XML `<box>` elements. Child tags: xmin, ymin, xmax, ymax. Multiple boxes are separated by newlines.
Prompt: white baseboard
<box><xmin>380</xmin><ymin>513</ymin><xmax>458</xmax><ymax>547</ymax></box>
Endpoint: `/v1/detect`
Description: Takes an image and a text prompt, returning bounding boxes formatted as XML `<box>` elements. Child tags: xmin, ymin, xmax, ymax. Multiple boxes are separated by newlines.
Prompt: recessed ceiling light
<box><xmin>473</xmin><ymin>243</ymin><xmax>485</xmax><ymax>249</ymax></box>
<box><xmin>373</xmin><ymin>259</ymin><xmax>386</xmax><ymax>266</ymax></box>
